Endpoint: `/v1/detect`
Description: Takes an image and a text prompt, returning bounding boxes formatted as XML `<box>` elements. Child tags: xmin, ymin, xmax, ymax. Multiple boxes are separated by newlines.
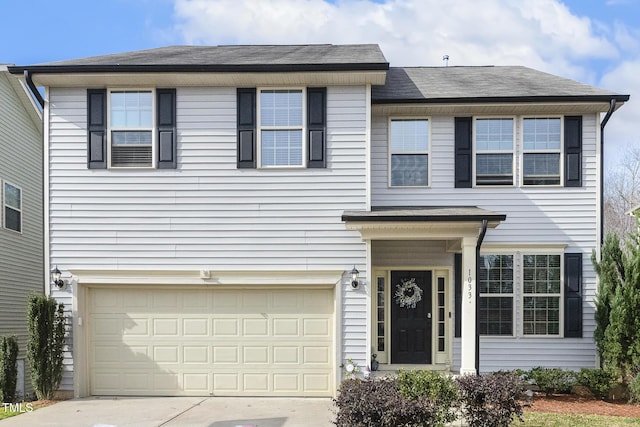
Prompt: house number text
<box><xmin>467</xmin><ymin>269</ymin><xmax>472</xmax><ymax>301</ymax></box>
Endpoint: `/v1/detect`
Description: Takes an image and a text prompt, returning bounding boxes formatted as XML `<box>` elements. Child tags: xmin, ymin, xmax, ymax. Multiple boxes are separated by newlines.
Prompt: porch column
<box><xmin>459</xmin><ymin>237</ymin><xmax>477</xmax><ymax>375</ymax></box>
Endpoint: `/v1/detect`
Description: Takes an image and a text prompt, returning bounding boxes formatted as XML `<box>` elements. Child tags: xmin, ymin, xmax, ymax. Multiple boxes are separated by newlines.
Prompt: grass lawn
<box><xmin>522</xmin><ymin>412</ymin><xmax>640</xmax><ymax>426</ymax></box>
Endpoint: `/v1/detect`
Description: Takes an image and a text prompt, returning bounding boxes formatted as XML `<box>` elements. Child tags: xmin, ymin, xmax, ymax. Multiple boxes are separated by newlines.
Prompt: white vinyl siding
<box><xmin>0</xmin><ymin>69</ymin><xmax>43</xmax><ymax>398</ymax></box>
<box><xmin>48</xmin><ymin>85</ymin><xmax>369</xmax><ymax>391</ymax></box>
<box><xmin>373</xmin><ymin>112</ymin><xmax>600</xmax><ymax>371</ymax></box>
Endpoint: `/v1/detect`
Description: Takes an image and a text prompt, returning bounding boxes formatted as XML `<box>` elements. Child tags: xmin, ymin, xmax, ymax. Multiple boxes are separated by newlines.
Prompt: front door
<box><xmin>391</xmin><ymin>270</ymin><xmax>432</xmax><ymax>364</ymax></box>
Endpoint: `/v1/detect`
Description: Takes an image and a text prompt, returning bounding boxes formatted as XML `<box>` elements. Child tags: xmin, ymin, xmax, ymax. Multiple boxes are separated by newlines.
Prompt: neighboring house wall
<box><xmin>47</xmin><ymin>85</ymin><xmax>369</xmax><ymax>390</ymax></box>
<box><xmin>0</xmin><ymin>68</ymin><xmax>43</xmax><ymax>398</ymax></box>
<box><xmin>371</xmin><ymin>112</ymin><xmax>599</xmax><ymax>371</ymax></box>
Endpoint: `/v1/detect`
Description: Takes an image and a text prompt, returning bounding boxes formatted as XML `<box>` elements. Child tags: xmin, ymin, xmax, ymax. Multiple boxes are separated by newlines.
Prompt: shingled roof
<box><xmin>9</xmin><ymin>44</ymin><xmax>389</xmax><ymax>73</ymax></box>
<box><xmin>373</xmin><ymin>66</ymin><xmax>629</xmax><ymax>103</ymax></box>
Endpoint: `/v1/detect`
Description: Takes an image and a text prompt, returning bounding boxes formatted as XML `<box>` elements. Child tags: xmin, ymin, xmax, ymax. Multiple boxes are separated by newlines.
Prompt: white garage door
<box><xmin>89</xmin><ymin>287</ymin><xmax>334</xmax><ymax>396</ymax></box>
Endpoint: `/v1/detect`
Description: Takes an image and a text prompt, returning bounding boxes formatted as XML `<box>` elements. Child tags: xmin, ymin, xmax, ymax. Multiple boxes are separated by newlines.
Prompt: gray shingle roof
<box><xmin>13</xmin><ymin>44</ymin><xmax>388</xmax><ymax>72</ymax></box>
<box><xmin>373</xmin><ymin>66</ymin><xmax>628</xmax><ymax>103</ymax></box>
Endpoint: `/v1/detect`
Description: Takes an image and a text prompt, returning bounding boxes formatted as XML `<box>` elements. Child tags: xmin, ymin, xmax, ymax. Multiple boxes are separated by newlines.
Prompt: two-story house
<box><xmin>9</xmin><ymin>44</ymin><xmax>629</xmax><ymax>398</ymax></box>
<box><xmin>0</xmin><ymin>65</ymin><xmax>43</xmax><ymax>398</ymax></box>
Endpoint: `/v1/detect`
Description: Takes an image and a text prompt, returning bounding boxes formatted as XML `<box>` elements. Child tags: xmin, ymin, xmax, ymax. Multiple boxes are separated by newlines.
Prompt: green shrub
<box><xmin>0</xmin><ymin>336</ymin><xmax>19</xmax><ymax>402</ymax></box>
<box><xmin>398</xmin><ymin>370</ymin><xmax>458</xmax><ymax>425</ymax></box>
<box><xmin>525</xmin><ymin>367</ymin><xmax>576</xmax><ymax>395</ymax></box>
<box><xmin>27</xmin><ymin>294</ymin><xmax>66</xmax><ymax>400</ymax></box>
<box><xmin>627</xmin><ymin>372</ymin><xmax>640</xmax><ymax>403</ymax></box>
<box><xmin>456</xmin><ymin>372</ymin><xmax>526</xmax><ymax>427</ymax></box>
<box><xmin>575</xmin><ymin>368</ymin><xmax>616</xmax><ymax>400</ymax></box>
<box><xmin>333</xmin><ymin>377</ymin><xmax>438</xmax><ymax>427</ymax></box>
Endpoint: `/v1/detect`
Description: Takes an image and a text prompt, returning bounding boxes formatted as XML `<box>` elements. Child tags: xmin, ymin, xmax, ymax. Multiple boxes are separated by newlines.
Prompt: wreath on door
<box><xmin>394</xmin><ymin>278</ymin><xmax>423</xmax><ymax>309</ymax></box>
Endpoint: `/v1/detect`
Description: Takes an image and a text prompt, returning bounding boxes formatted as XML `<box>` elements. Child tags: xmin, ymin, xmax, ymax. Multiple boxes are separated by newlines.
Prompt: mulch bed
<box><xmin>525</xmin><ymin>393</ymin><xmax>640</xmax><ymax>418</ymax></box>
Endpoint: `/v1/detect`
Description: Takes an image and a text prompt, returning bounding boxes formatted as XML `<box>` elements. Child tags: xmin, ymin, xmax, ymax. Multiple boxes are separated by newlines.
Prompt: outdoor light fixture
<box><xmin>350</xmin><ymin>266</ymin><xmax>359</xmax><ymax>289</ymax></box>
<box><xmin>51</xmin><ymin>266</ymin><xmax>65</xmax><ymax>289</ymax></box>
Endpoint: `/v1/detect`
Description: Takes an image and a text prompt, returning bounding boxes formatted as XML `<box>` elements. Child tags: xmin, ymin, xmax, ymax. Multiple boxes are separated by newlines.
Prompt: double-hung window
<box><xmin>259</xmin><ymin>89</ymin><xmax>304</xmax><ymax>167</ymax></box>
<box><xmin>523</xmin><ymin>254</ymin><xmax>561</xmax><ymax>335</ymax></box>
<box><xmin>479</xmin><ymin>252</ymin><xmax>564</xmax><ymax>337</ymax></box>
<box><xmin>3</xmin><ymin>182</ymin><xmax>21</xmax><ymax>233</ymax></box>
<box><xmin>475</xmin><ymin>118</ymin><xmax>514</xmax><ymax>185</ymax></box>
<box><xmin>109</xmin><ymin>90</ymin><xmax>154</xmax><ymax>168</ymax></box>
<box><xmin>389</xmin><ymin>119</ymin><xmax>429</xmax><ymax>187</ymax></box>
<box><xmin>478</xmin><ymin>255</ymin><xmax>514</xmax><ymax>335</ymax></box>
<box><xmin>522</xmin><ymin>118</ymin><xmax>561</xmax><ymax>185</ymax></box>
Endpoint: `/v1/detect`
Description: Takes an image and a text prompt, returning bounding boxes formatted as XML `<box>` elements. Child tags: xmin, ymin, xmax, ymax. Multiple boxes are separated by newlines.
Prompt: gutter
<box><xmin>600</xmin><ymin>98</ymin><xmax>617</xmax><ymax>245</ymax></box>
<box><xmin>24</xmin><ymin>70</ymin><xmax>44</xmax><ymax>109</ymax></box>
<box><xmin>475</xmin><ymin>219</ymin><xmax>488</xmax><ymax>375</ymax></box>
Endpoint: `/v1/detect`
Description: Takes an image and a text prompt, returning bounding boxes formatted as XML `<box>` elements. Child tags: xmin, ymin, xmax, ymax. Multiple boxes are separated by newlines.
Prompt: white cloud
<box><xmin>172</xmin><ymin>0</ymin><xmax>616</xmax><ymax>79</ymax></box>
<box><xmin>600</xmin><ymin>61</ymin><xmax>640</xmax><ymax>172</ymax></box>
<box><xmin>171</xmin><ymin>0</ymin><xmax>637</xmax><ymax>169</ymax></box>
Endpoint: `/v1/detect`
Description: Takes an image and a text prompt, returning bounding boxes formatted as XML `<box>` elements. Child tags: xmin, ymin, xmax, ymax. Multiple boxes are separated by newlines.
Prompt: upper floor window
<box><xmin>522</xmin><ymin>118</ymin><xmax>561</xmax><ymax>185</ymax></box>
<box><xmin>109</xmin><ymin>90</ymin><xmax>154</xmax><ymax>168</ymax></box>
<box><xmin>259</xmin><ymin>89</ymin><xmax>304</xmax><ymax>167</ymax></box>
<box><xmin>3</xmin><ymin>182</ymin><xmax>21</xmax><ymax>233</ymax></box>
<box><xmin>475</xmin><ymin>118</ymin><xmax>514</xmax><ymax>186</ymax></box>
<box><xmin>389</xmin><ymin>119</ymin><xmax>429</xmax><ymax>187</ymax></box>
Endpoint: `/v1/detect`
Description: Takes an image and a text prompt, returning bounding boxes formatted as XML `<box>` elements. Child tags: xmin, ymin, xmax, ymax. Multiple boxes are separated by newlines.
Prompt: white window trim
<box><xmin>473</xmin><ymin>116</ymin><xmax>516</xmax><ymax>187</ymax></box>
<box><xmin>520</xmin><ymin>115</ymin><xmax>564</xmax><ymax>187</ymax></box>
<box><xmin>479</xmin><ymin>248</ymin><xmax>565</xmax><ymax>338</ymax></box>
<box><xmin>256</xmin><ymin>87</ymin><xmax>307</xmax><ymax>169</ymax></box>
<box><xmin>2</xmin><ymin>180</ymin><xmax>22</xmax><ymax>234</ymax></box>
<box><xmin>106</xmin><ymin>88</ymin><xmax>156</xmax><ymax>169</ymax></box>
<box><xmin>388</xmin><ymin>117</ymin><xmax>431</xmax><ymax>188</ymax></box>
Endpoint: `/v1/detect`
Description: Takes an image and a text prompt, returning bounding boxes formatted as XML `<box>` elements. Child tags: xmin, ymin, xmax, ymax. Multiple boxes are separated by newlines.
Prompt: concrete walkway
<box><xmin>0</xmin><ymin>397</ymin><xmax>336</xmax><ymax>427</ymax></box>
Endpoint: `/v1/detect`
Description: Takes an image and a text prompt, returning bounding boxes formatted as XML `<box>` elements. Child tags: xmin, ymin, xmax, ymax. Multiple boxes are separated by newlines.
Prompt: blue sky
<box><xmin>2</xmin><ymin>0</ymin><xmax>638</xmax><ymax>171</ymax></box>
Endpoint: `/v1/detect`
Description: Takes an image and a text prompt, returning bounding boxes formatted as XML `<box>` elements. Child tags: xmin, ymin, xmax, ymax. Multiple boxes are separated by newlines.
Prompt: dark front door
<box><xmin>391</xmin><ymin>270</ymin><xmax>432</xmax><ymax>364</ymax></box>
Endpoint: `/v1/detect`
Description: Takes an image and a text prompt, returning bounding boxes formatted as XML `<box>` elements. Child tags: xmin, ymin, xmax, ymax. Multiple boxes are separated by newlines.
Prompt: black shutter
<box><xmin>455</xmin><ymin>117</ymin><xmax>472</xmax><ymax>188</ymax></box>
<box><xmin>87</xmin><ymin>89</ymin><xmax>107</xmax><ymax>169</ymax></box>
<box><xmin>564</xmin><ymin>253</ymin><xmax>583</xmax><ymax>338</ymax></box>
<box><xmin>157</xmin><ymin>89</ymin><xmax>177</xmax><ymax>169</ymax></box>
<box><xmin>564</xmin><ymin>116</ymin><xmax>582</xmax><ymax>187</ymax></box>
<box><xmin>237</xmin><ymin>88</ymin><xmax>256</xmax><ymax>168</ymax></box>
<box><xmin>307</xmin><ymin>87</ymin><xmax>327</xmax><ymax>168</ymax></box>
<box><xmin>454</xmin><ymin>253</ymin><xmax>462</xmax><ymax>338</ymax></box>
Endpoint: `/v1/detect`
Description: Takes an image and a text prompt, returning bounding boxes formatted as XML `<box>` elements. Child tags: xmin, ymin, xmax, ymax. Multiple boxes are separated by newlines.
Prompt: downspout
<box><xmin>475</xmin><ymin>219</ymin><xmax>488</xmax><ymax>374</ymax></box>
<box><xmin>23</xmin><ymin>70</ymin><xmax>45</xmax><ymax>109</ymax></box>
<box><xmin>600</xmin><ymin>98</ymin><xmax>617</xmax><ymax>245</ymax></box>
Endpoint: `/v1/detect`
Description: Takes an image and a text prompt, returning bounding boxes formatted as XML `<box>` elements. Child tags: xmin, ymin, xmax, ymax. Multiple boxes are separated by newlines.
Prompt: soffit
<box><xmin>31</xmin><ymin>71</ymin><xmax>387</xmax><ymax>88</ymax></box>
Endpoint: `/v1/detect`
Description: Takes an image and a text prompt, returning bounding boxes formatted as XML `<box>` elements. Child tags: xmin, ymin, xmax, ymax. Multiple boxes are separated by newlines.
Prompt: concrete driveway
<box><xmin>0</xmin><ymin>396</ymin><xmax>336</xmax><ymax>427</ymax></box>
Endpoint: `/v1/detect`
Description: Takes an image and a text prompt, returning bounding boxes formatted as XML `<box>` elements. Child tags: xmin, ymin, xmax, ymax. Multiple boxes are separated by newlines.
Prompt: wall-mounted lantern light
<box><xmin>350</xmin><ymin>266</ymin><xmax>359</xmax><ymax>289</ymax></box>
<box><xmin>51</xmin><ymin>266</ymin><xmax>66</xmax><ymax>289</ymax></box>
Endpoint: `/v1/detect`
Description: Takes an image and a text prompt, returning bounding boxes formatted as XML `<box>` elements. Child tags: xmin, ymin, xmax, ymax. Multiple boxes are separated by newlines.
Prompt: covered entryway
<box><xmin>88</xmin><ymin>286</ymin><xmax>334</xmax><ymax>397</ymax></box>
<box><xmin>343</xmin><ymin>206</ymin><xmax>506</xmax><ymax>374</ymax></box>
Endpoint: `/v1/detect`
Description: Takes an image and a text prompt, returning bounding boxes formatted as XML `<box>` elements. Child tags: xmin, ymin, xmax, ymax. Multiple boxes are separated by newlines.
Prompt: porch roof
<box><xmin>341</xmin><ymin>206</ymin><xmax>506</xmax><ymax>222</ymax></box>
<box><xmin>342</xmin><ymin>206</ymin><xmax>505</xmax><ymax>243</ymax></box>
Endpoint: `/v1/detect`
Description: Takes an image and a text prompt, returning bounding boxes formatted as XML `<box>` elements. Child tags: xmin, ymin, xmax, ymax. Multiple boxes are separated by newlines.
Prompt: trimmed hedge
<box><xmin>456</xmin><ymin>372</ymin><xmax>526</xmax><ymax>427</ymax></box>
<box><xmin>0</xmin><ymin>336</ymin><xmax>18</xmax><ymax>402</ymax></box>
<box><xmin>334</xmin><ymin>377</ymin><xmax>439</xmax><ymax>427</ymax></box>
<box><xmin>526</xmin><ymin>367</ymin><xmax>576</xmax><ymax>395</ymax></box>
<box><xmin>398</xmin><ymin>370</ymin><xmax>458</xmax><ymax>425</ymax></box>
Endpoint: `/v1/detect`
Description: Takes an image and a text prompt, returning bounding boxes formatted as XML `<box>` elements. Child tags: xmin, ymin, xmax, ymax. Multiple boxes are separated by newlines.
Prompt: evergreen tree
<box><xmin>593</xmin><ymin>230</ymin><xmax>640</xmax><ymax>380</ymax></box>
<box><xmin>27</xmin><ymin>295</ymin><xmax>66</xmax><ymax>400</ymax></box>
